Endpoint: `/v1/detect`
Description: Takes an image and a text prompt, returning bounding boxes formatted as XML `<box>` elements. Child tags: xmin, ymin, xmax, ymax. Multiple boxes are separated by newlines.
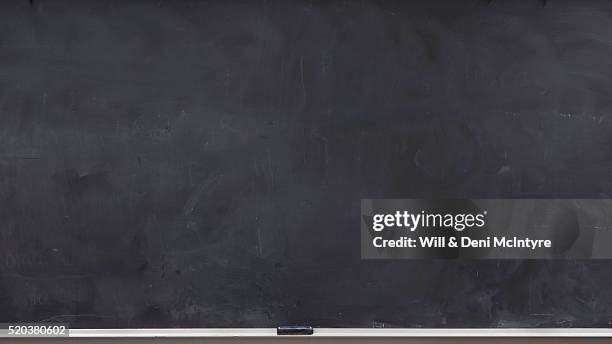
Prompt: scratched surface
<box><xmin>1</xmin><ymin>0</ymin><xmax>612</xmax><ymax>328</ymax></box>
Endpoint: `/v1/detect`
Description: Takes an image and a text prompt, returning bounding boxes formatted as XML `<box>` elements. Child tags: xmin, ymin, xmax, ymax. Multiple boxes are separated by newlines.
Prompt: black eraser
<box><xmin>277</xmin><ymin>325</ymin><xmax>314</xmax><ymax>335</ymax></box>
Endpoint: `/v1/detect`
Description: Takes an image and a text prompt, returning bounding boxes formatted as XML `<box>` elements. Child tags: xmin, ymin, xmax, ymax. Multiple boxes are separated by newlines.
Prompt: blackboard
<box><xmin>1</xmin><ymin>0</ymin><xmax>612</xmax><ymax>328</ymax></box>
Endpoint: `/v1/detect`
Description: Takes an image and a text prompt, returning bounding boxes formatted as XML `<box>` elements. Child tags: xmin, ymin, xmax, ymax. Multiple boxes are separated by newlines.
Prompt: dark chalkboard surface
<box><xmin>1</xmin><ymin>0</ymin><xmax>612</xmax><ymax>329</ymax></box>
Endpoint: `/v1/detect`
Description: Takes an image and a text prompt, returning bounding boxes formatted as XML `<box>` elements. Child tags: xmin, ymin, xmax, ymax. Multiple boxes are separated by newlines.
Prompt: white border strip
<box><xmin>69</xmin><ymin>328</ymin><xmax>612</xmax><ymax>338</ymax></box>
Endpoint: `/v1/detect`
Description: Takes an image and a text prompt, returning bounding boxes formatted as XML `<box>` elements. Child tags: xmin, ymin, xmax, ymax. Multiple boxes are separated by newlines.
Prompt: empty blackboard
<box><xmin>1</xmin><ymin>0</ymin><xmax>612</xmax><ymax>329</ymax></box>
